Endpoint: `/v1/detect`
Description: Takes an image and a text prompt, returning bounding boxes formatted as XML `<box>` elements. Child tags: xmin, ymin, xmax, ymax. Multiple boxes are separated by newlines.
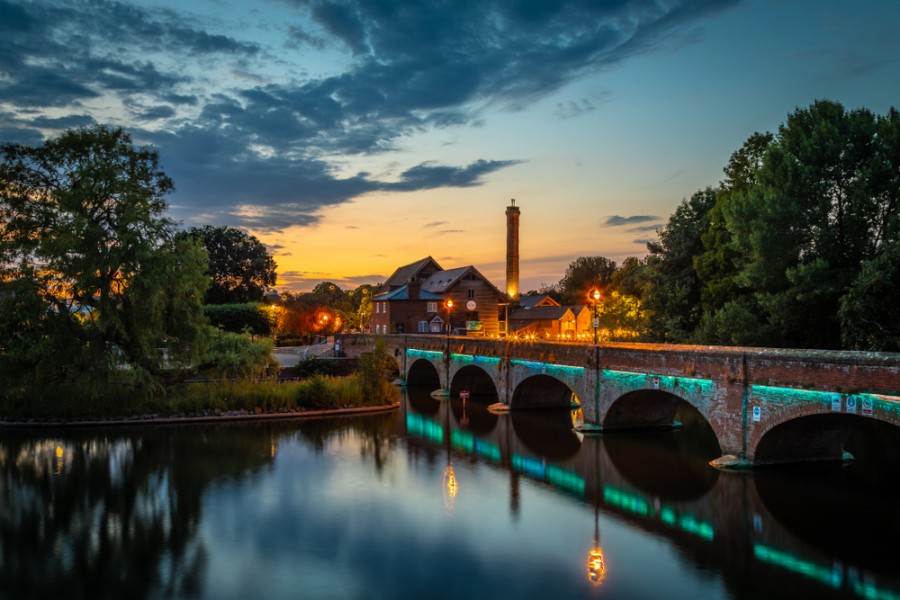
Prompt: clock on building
<box><xmin>466</xmin><ymin>300</ymin><xmax>476</xmax><ymax>310</ymax></box>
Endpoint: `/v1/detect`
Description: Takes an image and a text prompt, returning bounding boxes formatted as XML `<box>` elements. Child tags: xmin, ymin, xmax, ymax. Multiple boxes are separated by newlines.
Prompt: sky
<box><xmin>2</xmin><ymin>0</ymin><xmax>899</xmax><ymax>293</ymax></box>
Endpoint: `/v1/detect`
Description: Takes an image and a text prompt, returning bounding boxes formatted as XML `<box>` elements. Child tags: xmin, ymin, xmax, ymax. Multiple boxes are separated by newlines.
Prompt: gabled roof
<box><xmin>565</xmin><ymin>305</ymin><xmax>591</xmax><ymax>317</ymax></box>
<box><xmin>383</xmin><ymin>256</ymin><xmax>443</xmax><ymax>290</ymax></box>
<box><xmin>509</xmin><ymin>306</ymin><xmax>574</xmax><ymax>321</ymax></box>
<box><xmin>421</xmin><ymin>265</ymin><xmax>506</xmax><ymax>298</ymax></box>
<box><xmin>374</xmin><ymin>285</ymin><xmax>444</xmax><ymax>301</ymax></box>
<box><xmin>518</xmin><ymin>294</ymin><xmax>560</xmax><ymax>309</ymax></box>
<box><xmin>421</xmin><ymin>266</ymin><xmax>469</xmax><ymax>293</ymax></box>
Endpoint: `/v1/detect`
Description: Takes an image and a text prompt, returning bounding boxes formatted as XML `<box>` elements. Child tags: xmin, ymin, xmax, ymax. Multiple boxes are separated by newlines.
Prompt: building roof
<box><xmin>383</xmin><ymin>256</ymin><xmax>443</xmax><ymax>290</ymax></box>
<box><xmin>374</xmin><ymin>285</ymin><xmax>443</xmax><ymax>301</ymax></box>
<box><xmin>421</xmin><ymin>266</ymin><xmax>469</xmax><ymax>293</ymax></box>
<box><xmin>509</xmin><ymin>306</ymin><xmax>574</xmax><ymax>321</ymax></box>
<box><xmin>562</xmin><ymin>305</ymin><xmax>590</xmax><ymax>316</ymax></box>
<box><xmin>421</xmin><ymin>265</ymin><xmax>506</xmax><ymax>298</ymax></box>
<box><xmin>518</xmin><ymin>294</ymin><xmax>560</xmax><ymax>309</ymax></box>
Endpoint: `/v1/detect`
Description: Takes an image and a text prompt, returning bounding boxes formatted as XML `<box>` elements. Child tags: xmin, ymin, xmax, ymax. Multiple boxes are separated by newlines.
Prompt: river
<box><xmin>1</xmin><ymin>386</ymin><xmax>898</xmax><ymax>599</ymax></box>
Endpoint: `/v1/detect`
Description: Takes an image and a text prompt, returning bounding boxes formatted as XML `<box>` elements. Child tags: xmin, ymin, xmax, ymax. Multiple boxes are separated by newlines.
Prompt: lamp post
<box><xmin>589</xmin><ymin>288</ymin><xmax>601</xmax><ymax>344</ymax></box>
<box><xmin>441</xmin><ymin>299</ymin><xmax>454</xmax><ymax>397</ymax></box>
<box><xmin>575</xmin><ymin>288</ymin><xmax>604</xmax><ymax>434</ymax></box>
<box><xmin>445</xmin><ymin>299</ymin><xmax>453</xmax><ymax>336</ymax></box>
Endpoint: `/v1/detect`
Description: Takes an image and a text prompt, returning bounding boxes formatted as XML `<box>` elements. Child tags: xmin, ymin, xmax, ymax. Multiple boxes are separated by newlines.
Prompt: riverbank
<box><xmin>0</xmin><ymin>401</ymin><xmax>400</xmax><ymax>428</ymax></box>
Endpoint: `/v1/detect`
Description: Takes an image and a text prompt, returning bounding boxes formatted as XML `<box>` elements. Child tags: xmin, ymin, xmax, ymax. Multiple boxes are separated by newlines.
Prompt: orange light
<box><xmin>587</xmin><ymin>547</ymin><xmax>606</xmax><ymax>585</ymax></box>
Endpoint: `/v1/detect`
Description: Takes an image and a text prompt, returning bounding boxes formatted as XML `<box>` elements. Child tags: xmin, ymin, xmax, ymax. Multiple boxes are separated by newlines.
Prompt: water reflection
<box><xmin>0</xmin><ymin>391</ymin><xmax>898</xmax><ymax>599</ymax></box>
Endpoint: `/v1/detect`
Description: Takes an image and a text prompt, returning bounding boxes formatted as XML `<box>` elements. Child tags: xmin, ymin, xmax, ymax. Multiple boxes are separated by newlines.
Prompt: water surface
<box><xmin>1</xmin><ymin>387</ymin><xmax>898</xmax><ymax>599</ymax></box>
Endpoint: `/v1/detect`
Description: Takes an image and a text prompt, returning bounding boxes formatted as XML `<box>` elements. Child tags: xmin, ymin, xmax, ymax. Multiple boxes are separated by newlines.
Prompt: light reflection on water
<box><xmin>0</xmin><ymin>387</ymin><xmax>899</xmax><ymax>600</ymax></box>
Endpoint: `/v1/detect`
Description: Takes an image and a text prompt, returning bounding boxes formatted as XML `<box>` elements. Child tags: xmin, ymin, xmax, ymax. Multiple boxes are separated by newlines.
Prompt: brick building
<box><xmin>371</xmin><ymin>256</ymin><xmax>508</xmax><ymax>336</ymax></box>
<box><xmin>508</xmin><ymin>294</ymin><xmax>593</xmax><ymax>340</ymax></box>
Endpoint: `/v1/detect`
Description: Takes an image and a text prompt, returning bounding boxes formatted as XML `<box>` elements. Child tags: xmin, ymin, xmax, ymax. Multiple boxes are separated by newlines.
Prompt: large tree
<box><xmin>641</xmin><ymin>188</ymin><xmax>718</xmax><ymax>342</ymax></box>
<box><xmin>0</xmin><ymin>126</ymin><xmax>211</xmax><ymax>405</ymax></box>
<box><xmin>720</xmin><ymin>100</ymin><xmax>900</xmax><ymax>348</ymax></box>
<box><xmin>178</xmin><ymin>225</ymin><xmax>277</xmax><ymax>304</ymax></box>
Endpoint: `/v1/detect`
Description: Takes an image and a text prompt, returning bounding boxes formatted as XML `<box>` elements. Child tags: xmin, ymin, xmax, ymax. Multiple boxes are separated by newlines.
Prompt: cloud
<box><xmin>626</xmin><ymin>223</ymin><xmax>662</xmax><ymax>233</ymax></box>
<box><xmin>554</xmin><ymin>98</ymin><xmax>600</xmax><ymax>119</ymax></box>
<box><xmin>633</xmin><ymin>238</ymin><xmax>656</xmax><ymax>245</ymax></box>
<box><xmin>0</xmin><ymin>0</ymin><xmax>741</xmax><ymax>231</ymax></box>
<box><xmin>605</xmin><ymin>215</ymin><xmax>662</xmax><ymax>226</ymax></box>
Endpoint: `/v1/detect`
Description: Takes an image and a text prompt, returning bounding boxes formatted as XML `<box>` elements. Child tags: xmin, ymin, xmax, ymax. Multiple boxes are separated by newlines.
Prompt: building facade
<box><xmin>372</xmin><ymin>257</ymin><xmax>508</xmax><ymax>336</ymax></box>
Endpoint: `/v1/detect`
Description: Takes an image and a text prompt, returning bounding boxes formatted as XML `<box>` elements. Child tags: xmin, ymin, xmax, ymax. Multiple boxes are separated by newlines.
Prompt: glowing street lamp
<box><xmin>445</xmin><ymin>299</ymin><xmax>453</xmax><ymax>335</ymax></box>
<box><xmin>588</xmin><ymin>288</ymin><xmax>602</xmax><ymax>344</ymax></box>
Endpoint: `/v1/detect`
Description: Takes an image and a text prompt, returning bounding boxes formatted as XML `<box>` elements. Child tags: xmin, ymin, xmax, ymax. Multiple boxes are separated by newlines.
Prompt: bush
<box><xmin>293</xmin><ymin>356</ymin><xmax>341</xmax><ymax>378</ymax></box>
<box><xmin>205</xmin><ymin>303</ymin><xmax>275</xmax><ymax>335</ymax></box>
<box><xmin>201</xmin><ymin>331</ymin><xmax>280</xmax><ymax>380</ymax></box>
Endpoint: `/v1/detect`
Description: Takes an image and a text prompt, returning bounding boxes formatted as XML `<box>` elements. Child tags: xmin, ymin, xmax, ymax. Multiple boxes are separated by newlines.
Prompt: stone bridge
<box><xmin>337</xmin><ymin>334</ymin><xmax>900</xmax><ymax>468</ymax></box>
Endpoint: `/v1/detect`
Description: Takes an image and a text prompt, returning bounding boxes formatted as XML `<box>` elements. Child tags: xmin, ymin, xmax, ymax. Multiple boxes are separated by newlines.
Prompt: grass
<box><xmin>162</xmin><ymin>373</ymin><xmax>399</xmax><ymax>415</ymax></box>
<box><xmin>0</xmin><ymin>373</ymin><xmax>399</xmax><ymax>421</ymax></box>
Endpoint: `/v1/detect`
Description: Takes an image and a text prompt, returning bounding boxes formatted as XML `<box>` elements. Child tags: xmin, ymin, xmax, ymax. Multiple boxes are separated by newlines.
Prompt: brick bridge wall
<box><xmin>337</xmin><ymin>334</ymin><xmax>900</xmax><ymax>466</ymax></box>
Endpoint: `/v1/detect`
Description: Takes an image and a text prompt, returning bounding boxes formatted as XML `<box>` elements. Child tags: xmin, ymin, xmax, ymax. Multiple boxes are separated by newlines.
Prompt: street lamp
<box><xmin>589</xmin><ymin>288</ymin><xmax>602</xmax><ymax>344</ymax></box>
<box><xmin>445</xmin><ymin>299</ymin><xmax>453</xmax><ymax>335</ymax></box>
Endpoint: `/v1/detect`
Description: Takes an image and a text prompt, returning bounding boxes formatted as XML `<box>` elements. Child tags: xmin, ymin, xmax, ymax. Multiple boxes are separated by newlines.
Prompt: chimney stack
<box><xmin>407</xmin><ymin>276</ymin><xmax>420</xmax><ymax>300</ymax></box>
<box><xmin>506</xmin><ymin>199</ymin><xmax>520</xmax><ymax>302</ymax></box>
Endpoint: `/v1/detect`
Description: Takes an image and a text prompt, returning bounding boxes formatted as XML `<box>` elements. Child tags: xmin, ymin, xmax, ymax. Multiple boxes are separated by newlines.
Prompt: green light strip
<box><xmin>406</xmin><ymin>349</ymin><xmax>443</xmax><ymax>360</ymax></box>
<box><xmin>450</xmin><ymin>353</ymin><xmax>502</xmax><ymax>366</ymax></box>
<box><xmin>601</xmin><ymin>369</ymin><xmax>715</xmax><ymax>395</ymax></box>
<box><xmin>853</xmin><ymin>580</ymin><xmax>900</xmax><ymax>600</ymax></box>
<box><xmin>751</xmin><ymin>385</ymin><xmax>900</xmax><ymax>419</ymax></box>
<box><xmin>510</xmin><ymin>359</ymin><xmax>584</xmax><ymax>377</ymax></box>
<box><xmin>406</xmin><ymin>413</ymin><xmax>443</xmax><ymax>444</ymax></box>
<box><xmin>753</xmin><ymin>544</ymin><xmax>842</xmax><ymax>588</ymax></box>
<box><xmin>451</xmin><ymin>429</ymin><xmax>475</xmax><ymax>453</ymax></box>
<box><xmin>603</xmin><ymin>485</ymin><xmax>714</xmax><ymax>541</ymax></box>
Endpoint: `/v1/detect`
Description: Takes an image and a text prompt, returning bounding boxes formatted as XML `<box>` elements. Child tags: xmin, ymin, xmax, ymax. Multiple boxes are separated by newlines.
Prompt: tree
<box><xmin>558</xmin><ymin>256</ymin><xmax>617</xmax><ymax>305</ymax></box>
<box><xmin>177</xmin><ymin>225</ymin><xmax>277</xmax><ymax>304</ymax></box>
<box><xmin>609</xmin><ymin>256</ymin><xmax>649</xmax><ymax>299</ymax></box>
<box><xmin>839</xmin><ymin>241</ymin><xmax>900</xmax><ymax>351</ymax></box>
<box><xmin>0</xmin><ymin>126</ymin><xmax>211</xmax><ymax>406</ymax></box>
<box><xmin>596</xmin><ymin>291</ymin><xmax>649</xmax><ymax>341</ymax></box>
<box><xmin>641</xmin><ymin>188</ymin><xmax>718</xmax><ymax>342</ymax></box>
<box><xmin>694</xmin><ymin>133</ymin><xmax>774</xmax><ymax>324</ymax></box>
<box><xmin>720</xmin><ymin>100</ymin><xmax>899</xmax><ymax>348</ymax></box>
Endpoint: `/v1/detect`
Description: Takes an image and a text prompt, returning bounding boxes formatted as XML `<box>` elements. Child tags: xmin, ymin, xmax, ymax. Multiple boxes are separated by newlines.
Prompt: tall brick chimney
<box><xmin>506</xmin><ymin>199</ymin><xmax>520</xmax><ymax>302</ymax></box>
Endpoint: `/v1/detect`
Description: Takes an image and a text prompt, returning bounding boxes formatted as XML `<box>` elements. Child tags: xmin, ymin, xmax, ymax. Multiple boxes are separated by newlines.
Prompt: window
<box><xmin>467</xmin><ymin>289</ymin><xmax>475</xmax><ymax>299</ymax></box>
<box><xmin>375</xmin><ymin>303</ymin><xmax>380</xmax><ymax>314</ymax></box>
<box><xmin>418</xmin><ymin>321</ymin><xmax>428</xmax><ymax>333</ymax></box>
<box><xmin>427</xmin><ymin>302</ymin><xmax>437</xmax><ymax>313</ymax></box>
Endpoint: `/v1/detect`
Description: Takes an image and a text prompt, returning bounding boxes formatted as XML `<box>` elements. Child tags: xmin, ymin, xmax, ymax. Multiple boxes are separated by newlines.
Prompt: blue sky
<box><xmin>1</xmin><ymin>0</ymin><xmax>898</xmax><ymax>292</ymax></box>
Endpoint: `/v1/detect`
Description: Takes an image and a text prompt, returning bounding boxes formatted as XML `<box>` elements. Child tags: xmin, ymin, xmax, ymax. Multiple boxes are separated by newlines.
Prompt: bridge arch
<box><xmin>448</xmin><ymin>365</ymin><xmax>498</xmax><ymax>402</ymax></box>
<box><xmin>406</xmin><ymin>358</ymin><xmax>441</xmax><ymax>388</ymax></box>
<box><xmin>511</xmin><ymin>374</ymin><xmax>575</xmax><ymax>410</ymax></box>
<box><xmin>752</xmin><ymin>413</ymin><xmax>898</xmax><ymax>466</ymax></box>
<box><xmin>604</xmin><ymin>389</ymin><xmax>687</xmax><ymax>431</ymax></box>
